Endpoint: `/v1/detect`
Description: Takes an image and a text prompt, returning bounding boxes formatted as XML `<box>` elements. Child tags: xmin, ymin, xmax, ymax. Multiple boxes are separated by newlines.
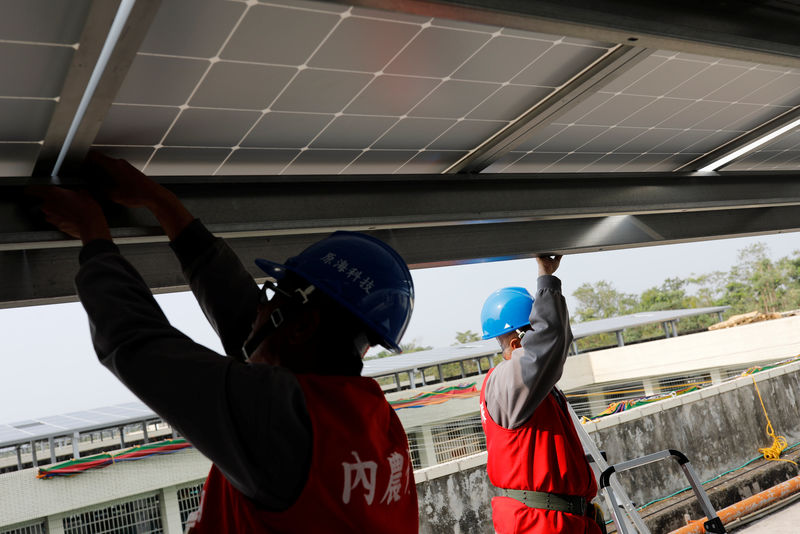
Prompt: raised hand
<box><xmin>86</xmin><ymin>151</ymin><xmax>193</xmax><ymax>240</ymax></box>
<box><xmin>27</xmin><ymin>185</ymin><xmax>111</xmax><ymax>244</ymax></box>
<box><xmin>86</xmin><ymin>151</ymin><xmax>164</xmax><ymax>210</ymax></box>
<box><xmin>536</xmin><ymin>254</ymin><xmax>562</xmax><ymax>276</ymax></box>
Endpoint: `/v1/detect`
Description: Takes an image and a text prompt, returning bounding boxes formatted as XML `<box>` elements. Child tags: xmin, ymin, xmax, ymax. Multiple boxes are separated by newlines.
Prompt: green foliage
<box><xmin>453</xmin><ymin>330</ymin><xmax>481</xmax><ymax>344</ymax></box>
<box><xmin>366</xmin><ymin>338</ymin><xmax>432</xmax><ymax>360</ymax></box>
<box><xmin>572</xmin><ymin>242</ymin><xmax>800</xmax><ymax>351</ymax></box>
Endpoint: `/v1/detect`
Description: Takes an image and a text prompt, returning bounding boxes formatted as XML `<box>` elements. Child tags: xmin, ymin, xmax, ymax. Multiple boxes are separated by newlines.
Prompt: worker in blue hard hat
<box><xmin>478</xmin><ymin>256</ymin><xmax>605</xmax><ymax>534</ymax></box>
<box><xmin>31</xmin><ymin>152</ymin><xmax>418</xmax><ymax>533</ymax></box>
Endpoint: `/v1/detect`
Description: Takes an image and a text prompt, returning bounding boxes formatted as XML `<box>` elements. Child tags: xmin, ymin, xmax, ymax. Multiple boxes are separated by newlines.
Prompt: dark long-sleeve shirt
<box><xmin>482</xmin><ymin>275</ymin><xmax>574</xmax><ymax>429</ymax></box>
<box><xmin>74</xmin><ymin>220</ymin><xmax>311</xmax><ymax>511</ymax></box>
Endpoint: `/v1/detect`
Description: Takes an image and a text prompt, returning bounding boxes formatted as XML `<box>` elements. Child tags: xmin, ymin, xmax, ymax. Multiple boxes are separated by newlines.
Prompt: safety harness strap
<box><xmin>500</xmin><ymin>488</ymin><xmax>589</xmax><ymax>516</ymax></box>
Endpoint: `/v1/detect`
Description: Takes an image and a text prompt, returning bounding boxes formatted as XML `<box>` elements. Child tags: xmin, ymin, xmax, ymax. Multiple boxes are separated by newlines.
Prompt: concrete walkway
<box><xmin>730</xmin><ymin>498</ymin><xmax>800</xmax><ymax>532</ymax></box>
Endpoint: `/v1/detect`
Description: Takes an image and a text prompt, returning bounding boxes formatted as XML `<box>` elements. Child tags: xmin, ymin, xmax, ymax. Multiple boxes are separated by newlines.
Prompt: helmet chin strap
<box><xmin>241</xmin><ymin>308</ymin><xmax>286</xmax><ymax>361</ymax></box>
<box><xmin>241</xmin><ymin>284</ymin><xmax>316</xmax><ymax>362</ymax></box>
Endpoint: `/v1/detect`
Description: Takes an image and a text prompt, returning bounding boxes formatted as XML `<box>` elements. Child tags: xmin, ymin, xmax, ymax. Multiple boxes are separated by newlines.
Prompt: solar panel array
<box><xmin>2</xmin><ymin>0</ymin><xmax>799</xmax><ymax>177</ymax></box>
<box><xmin>362</xmin><ymin>306</ymin><xmax>728</xmax><ymax>377</ymax></box>
<box><xmin>485</xmin><ymin>52</ymin><xmax>800</xmax><ymax>173</ymax></box>
<box><xmin>0</xmin><ymin>401</ymin><xmax>154</xmax><ymax>448</ymax></box>
<box><xmin>88</xmin><ymin>0</ymin><xmax>614</xmax><ymax>176</ymax></box>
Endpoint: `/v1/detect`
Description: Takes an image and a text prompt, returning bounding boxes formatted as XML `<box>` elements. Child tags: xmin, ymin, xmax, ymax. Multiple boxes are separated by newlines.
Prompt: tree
<box><xmin>572</xmin><ymin>280</ymin><xmax>636</xmax><ymax>322</ymax></box>
<box><xmin>365</xmin><ymin>338</ymin><xmax>432</xmax><ymax>360</ymax></box>
<box><xmin>453</xmin><ymin>330</ymin><xmax>481</xmax><ymax>344</ymax></box>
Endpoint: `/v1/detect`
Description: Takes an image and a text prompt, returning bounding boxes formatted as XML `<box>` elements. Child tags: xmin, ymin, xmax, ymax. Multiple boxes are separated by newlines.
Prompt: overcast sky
<box><xmin>2</xmin><ymin>231</ymin><xmax>800</xmax><ymax>423</ymax></box>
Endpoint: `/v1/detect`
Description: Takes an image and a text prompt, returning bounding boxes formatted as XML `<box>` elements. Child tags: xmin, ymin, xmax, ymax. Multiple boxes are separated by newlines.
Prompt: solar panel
<box><xmin>90</xmin><ymin>0</ymin><xmax>615</xmax><ymax>176</ymax></box>
<box><xmin>486</xmin><ymin>52</ymin><xmax>800</xmax><ymax>173</ymax></box>
<box><xmin>724</xmin><ymin>127</ymin><xmax>800</xmax><ymax>171</ymax></box>
<box><xmin>0</xmin><ymin>0</ymin><xmax>90</xmax><ymax>177</ymax></box>
<box><xmin>570</xmin><ymin>306</ymin><xmax>729</xmax><ymax>339</ymax></box>
<box><xmin>0</xmin><ymin>400</ymin><xmax>156</xmax><ymax>448</ymax></box>
<box><xmin>362</xmin><ymin>306</ymin><xmax>729</xmax><ymax>378</ymax></box>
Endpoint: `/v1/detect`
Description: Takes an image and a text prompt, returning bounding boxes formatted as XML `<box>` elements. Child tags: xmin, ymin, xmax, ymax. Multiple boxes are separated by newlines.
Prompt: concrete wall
<box><xmin>588</xmin><ymin>361</ymin><xmax>800</xmax><ymax>509</ymax></box>
<box><xmin>415</xmin><ymin>453</ymin><xmax>497</xmax><ymax>534</ymax></box>
<box><xmin>416</xmin><ymin>361</ymin><xmax>800</xmax><ymax>533</ymax></box>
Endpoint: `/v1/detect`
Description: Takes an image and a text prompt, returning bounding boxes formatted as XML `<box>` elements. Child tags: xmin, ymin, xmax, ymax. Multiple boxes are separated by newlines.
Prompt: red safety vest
<box><xmin>480</xmin><ymin>367</ymin><xmax>600</xmax><ymax>534</ymax></box>
<box><xmin>187</xmin><ymin>374</ymin><xmax>418</xmax><ymax>533</ymax></box>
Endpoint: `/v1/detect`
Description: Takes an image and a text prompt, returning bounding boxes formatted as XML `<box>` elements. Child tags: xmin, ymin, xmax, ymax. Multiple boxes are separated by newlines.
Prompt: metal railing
<box><xmin>0</xmin><ymin>522</ymin><xmax>46</xmax><ymax>534</ymax></box>
<box><xmin>62</xmin><ymin>494</ymin><xmax>163</xmax><ymax>534</ymax></box>
<box><xmin>177</xmin><ymin>483</ymin><xmax>204</xmax><ymax>531</ymax></box>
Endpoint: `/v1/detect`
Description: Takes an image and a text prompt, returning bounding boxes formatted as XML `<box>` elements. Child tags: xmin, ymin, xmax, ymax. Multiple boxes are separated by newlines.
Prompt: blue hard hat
<box><xmin>480</xmin><ymin>286</ymin><xmax>534</xmax><ymax>340</ymax></box>
<box><xmin>255</xmin><ymin>231</ymin><xmax>414</xmax><ymax>352</ymax></box>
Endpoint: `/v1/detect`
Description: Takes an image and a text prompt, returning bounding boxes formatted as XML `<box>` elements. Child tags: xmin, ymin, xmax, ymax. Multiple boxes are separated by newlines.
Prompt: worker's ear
<box><xmin>509</xmin><ymin>337</ymin><xmax>523</xmax><ymax>351</ymax></box>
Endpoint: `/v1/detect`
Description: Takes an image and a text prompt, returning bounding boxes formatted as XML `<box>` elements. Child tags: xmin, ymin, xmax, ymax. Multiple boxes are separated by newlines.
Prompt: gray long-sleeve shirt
<box><xmin>74</xmin><ymin>220</ymin><xmax>311</xmax><ymax>511</ymax></box>
<box><xmin>483</xmin><ymin>275</ymin><xmax>574</xmax><ymax>429</ymax></box>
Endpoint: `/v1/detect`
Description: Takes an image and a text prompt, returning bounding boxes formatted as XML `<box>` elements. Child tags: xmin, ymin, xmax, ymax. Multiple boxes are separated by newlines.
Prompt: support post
<box><xmin>662</xmin><ymin>322</ymin><xmax>671</xmax><ymax>338</ymax></box>
<box><xmin>616</xmin><ymin>331</ymin><xmax>625</xmax><ymax>347</ymax></box>
<box><xmin>47</xmin><ymin>514</ymin><xmax>66</xmax><ymax>534</ymax></box>
<box><xmin>642</xmin><ymin>378</ymin><xmax>658</xmax><ymax>397</ymax></box>
<box><xmin>417</xmin><ymin>426</ymin><xmax>438</xmax><ymax>468</ymax></box>
<box><xmin>73</xmin><ymin>431</ymin><xmax>81</xmax><ymax>459</ymax></box>
<box><xmin>160</xmin><ymin>485</ymin><xmax>184</xmax><ymax>534</ymax></box>
<box><xmin>30</xmin><ymin>441</ymin><xmax>38</xmax><ymax>468</ymax></box>
<box><xmin>119</xmin><ymin>426</ymin><xmax>126</xmax><ymax>449</ymax></box>
<box><xmin>49</xmin><ymin>436</ymin><xmax>56</xmax><ymax>464</ymax></box>
<box><xmin>710</xmin><ymin>369</ymin><xmax>724</xmax><ymax>385</ymax></box>
<box><xmin>587</xmin><ymin>390</ymin><xmax>608</xmax><ymax>418</ymax></box>
<box><xmin>15</xmin><ymin>445</ymin><xmax>22</xmax><ymax>470</ymax></box>
<box><xmin>142</xmin><ymin>421</ymin><xmax>149</xmax><ymax>444</ymax></box>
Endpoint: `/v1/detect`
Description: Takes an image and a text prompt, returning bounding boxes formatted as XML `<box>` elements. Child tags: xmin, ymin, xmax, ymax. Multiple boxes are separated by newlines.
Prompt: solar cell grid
<box><xmin>488</xmin><ymin>52</ymin><xmax>800</xmax><ymax>174</ymax></box>
<box><xmin>726</xmin><ymin>127</ymin><xmax>800</xmax><ymax>171</ymax></box>
<box><xmin>0</xmin><ymin>0</ymin><xmax>90</xmax><ymax>177</ymax></box>
<box><xmin>90</xmin><ymin>0</ymin><xmax>613</xmax><ymax>176</ymax></box>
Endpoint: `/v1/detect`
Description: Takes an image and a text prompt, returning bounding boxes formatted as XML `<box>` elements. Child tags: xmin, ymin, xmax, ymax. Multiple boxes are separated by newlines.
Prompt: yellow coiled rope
<box><xmin>752</xmin><ymin>377</ymin><xmax>797</xmax><ymax>466</ymax></box>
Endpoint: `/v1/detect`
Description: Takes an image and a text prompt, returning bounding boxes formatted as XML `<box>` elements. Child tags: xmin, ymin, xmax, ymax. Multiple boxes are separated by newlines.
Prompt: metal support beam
<box><xmin>73</xmin><ymin>431</ymin><xmax>81</xmax><ymax>459</ymax></box>
<box><xmin>447</xmin><ymin>46</ymin><xmax>652</xmax><ymax>173</ymax></box>
<box><xmin>35</xmin><ymin>0</ymin><xmax>162</xmax><ymax>177</ymax></box>
<box><xmin>615</xmin><ymin>331</ymin><xmax>624</xmax><ymax>347</ymax></box>
<box><xmin>4</xmin><ymin>203</ymin><xmax>800</xmax><ymax>308</ymax></box>
<box><xmin>32</xmin><ymin>0</ymin><xmax>122</xmax><ymax>177</ymax></box>
<box><xmin>330</xmin><ymin>0</ymin><xmax>800</xmax><ymax>69</ymax></box>
<box><xmin>7</xmin><ymin>171</ymin><xmax>800</xmax><ymax>247</ymax></box>
<box><xmin>5</xmin><ymin>172</ymin><xmax>800</xmax><ymax>307</ymax></box>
